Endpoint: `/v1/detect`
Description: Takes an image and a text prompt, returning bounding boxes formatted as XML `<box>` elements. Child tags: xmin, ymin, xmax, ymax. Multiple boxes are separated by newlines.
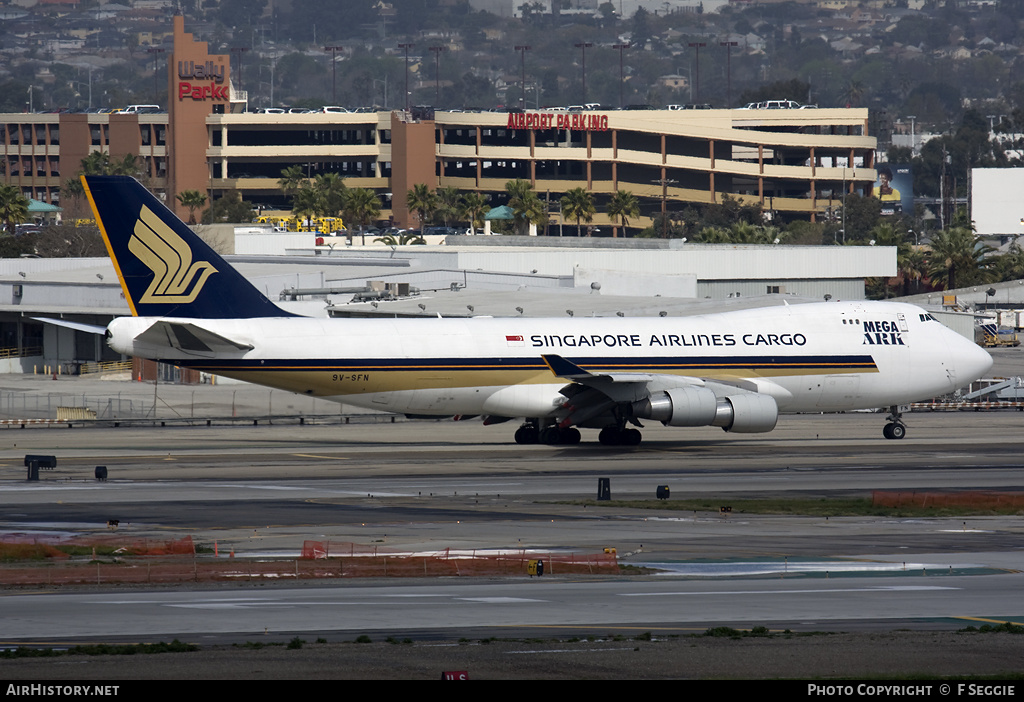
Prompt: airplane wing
<box><xmin>133</xmin><ymin>321</ymin><xmax>254</xmax><ymax>357</ymax></box>
<box><xmin>541</xmin><ymin>353</ymin><xmax>780</xmax><ymax>434</ymax></box>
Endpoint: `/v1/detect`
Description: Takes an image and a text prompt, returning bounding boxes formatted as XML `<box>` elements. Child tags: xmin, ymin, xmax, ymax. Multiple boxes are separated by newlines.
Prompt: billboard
<box><xmin>874</xmin><ymin>164</ymin><xmax>913</xmax><ymax>216</ymax></box>
<box><xmin>972</xmin><ymin>168</ymin><xmax>1024</xmax><ymax>236</ymax></box>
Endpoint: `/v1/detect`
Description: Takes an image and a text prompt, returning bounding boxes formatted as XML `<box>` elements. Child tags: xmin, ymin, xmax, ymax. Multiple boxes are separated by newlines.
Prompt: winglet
<box><xmin>82</xmin><ymin>175</ymin><xmax>295</xmax><ymax>319</ymax></box>
<box><xmin>542</xmin><ymin>354</ymin><xmax>592</xmax><ymax>379</ymax></box>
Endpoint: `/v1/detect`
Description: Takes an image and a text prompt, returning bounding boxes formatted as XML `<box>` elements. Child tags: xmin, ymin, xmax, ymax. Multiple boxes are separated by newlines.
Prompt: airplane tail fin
<box><xmin>83</xmin><ymin>175</ymin><xmax>294</xmax><ymax>319</ymax></box>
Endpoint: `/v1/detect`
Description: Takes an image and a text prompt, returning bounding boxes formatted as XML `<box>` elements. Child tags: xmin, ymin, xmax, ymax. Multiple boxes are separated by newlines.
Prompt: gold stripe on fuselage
<box><xmin>185</xmin><ymin>364</ymin><xmax>874</xmax><ymax>398</ymax></box>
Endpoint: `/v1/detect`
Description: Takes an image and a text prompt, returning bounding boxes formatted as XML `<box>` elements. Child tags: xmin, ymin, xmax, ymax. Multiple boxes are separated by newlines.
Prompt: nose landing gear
<box><xmin>883</xmin><ymin>405</ymin><xmax>906</xmax><ymax>440</ymax></box>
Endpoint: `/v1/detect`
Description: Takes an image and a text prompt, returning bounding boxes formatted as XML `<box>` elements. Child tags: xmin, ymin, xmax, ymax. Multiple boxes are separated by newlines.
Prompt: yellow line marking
<box><xmin>292</xmin><ymin>454</ymin><xmax>350</xmax><ymax>460</ymax></box>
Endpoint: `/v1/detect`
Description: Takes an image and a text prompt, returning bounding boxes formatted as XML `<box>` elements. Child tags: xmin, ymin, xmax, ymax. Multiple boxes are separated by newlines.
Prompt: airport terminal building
<box><xmin>1</xmin><ymin>17</ymin><xmax>878</xmax><ymax>229</ymax></box>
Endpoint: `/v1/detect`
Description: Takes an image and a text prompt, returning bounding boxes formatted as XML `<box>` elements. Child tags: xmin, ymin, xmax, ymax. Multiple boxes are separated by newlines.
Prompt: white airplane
<box><xmin>81</xmin><ymin>176</ymin><xmax>993</xmax><ymax>446</ymax></box>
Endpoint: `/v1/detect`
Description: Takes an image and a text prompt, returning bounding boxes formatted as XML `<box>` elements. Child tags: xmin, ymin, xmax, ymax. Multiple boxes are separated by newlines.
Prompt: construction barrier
<box><xmin>910</xmin><ymin>401</ymin><xmax>1024</xmax><ymax>410</ymax></box>
<box><xmin>0</xmin><ymin>538</ymin><xmax>617</xmax><ymax>586</ymax></box>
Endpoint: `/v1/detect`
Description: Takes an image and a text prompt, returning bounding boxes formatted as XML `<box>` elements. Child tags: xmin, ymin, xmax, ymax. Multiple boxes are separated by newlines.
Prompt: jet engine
<box><xmin>634</xmin><ymin>387</ymin><xmax>778</xmax><ymax>433</ymax></box>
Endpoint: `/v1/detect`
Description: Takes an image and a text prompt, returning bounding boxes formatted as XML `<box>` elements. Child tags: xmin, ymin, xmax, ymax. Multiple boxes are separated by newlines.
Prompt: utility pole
<box><xmin>515</xmin><ymin>45</ymin><xmax>530</xmax><ymax>110</ymax></box>
<box><xmin>429</xmin><ymin>46</ymin><xmax>446</xmax><ymax>107</ymax></box>
<box><xmin>613</xmin><ymin>43</ymin><xmax>630</xmax><ymax>109</ymax></box>
<box><xmin>719</xmin><ymin>41</ymin><xmax>737</xmax><ymax>107</ymax></box>
<box><xmin>146</xmin><ymin>47</ymin><xmax>166</xmax><ymax>105</ymax></box>
<box><xmin>688</xmin><ymin>42</ymin><xmax>706</xmax><ymax>103</ymax></box>
<box><xmin>652</xmin><ymin>177</ymin><xmax>678</xmax><ymax>238</ymax></box>
<box><xmin>574</xmin><ymin>42</ymin><xmax>593</xmax><ymax>104</ymax></box>
<box><xmin>230</xmin><ymin>47</ymin><xmax>249</xmax><ymax>104</ymax></box>
<box><xmin>323</xmin><ymin>46</ymin><xmax>343</xmax><ymax>105</ymax></box>
<box><xmin>398</xmin><ymin>42</ymin><xmax>415</xmax><ymax>111</ymax></box>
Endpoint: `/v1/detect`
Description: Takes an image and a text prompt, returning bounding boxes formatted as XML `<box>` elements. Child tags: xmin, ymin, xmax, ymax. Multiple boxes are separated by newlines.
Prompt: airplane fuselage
<box><xmin>107</xmin><ymin>299</ymin><xmax>990</xmax><ymax>420</ymax></box>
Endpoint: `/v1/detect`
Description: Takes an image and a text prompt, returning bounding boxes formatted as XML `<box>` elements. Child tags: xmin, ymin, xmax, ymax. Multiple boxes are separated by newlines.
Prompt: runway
<box><xmin>1</xmin><ymin>409</ymin><xmax>1023</xmax><ymax>650</ymax></box>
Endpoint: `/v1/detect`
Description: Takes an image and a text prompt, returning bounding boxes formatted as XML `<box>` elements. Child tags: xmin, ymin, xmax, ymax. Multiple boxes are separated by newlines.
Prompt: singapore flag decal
<box><xmin>505</xmin><ymin>334</ymin><xmax>525</xmax><ymax>347</ymax></box>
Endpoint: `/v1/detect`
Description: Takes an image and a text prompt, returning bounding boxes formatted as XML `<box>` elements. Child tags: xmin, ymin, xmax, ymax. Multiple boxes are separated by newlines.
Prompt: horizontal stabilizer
<box><xmin>32</xmin><ymin>317</ymin><xmax>107</xmax><ymax>335</ymax></box>
<box><xmin>134</xmin><ymin>321</ymin><xmax>253</xmax><ymax>357</ymax></box>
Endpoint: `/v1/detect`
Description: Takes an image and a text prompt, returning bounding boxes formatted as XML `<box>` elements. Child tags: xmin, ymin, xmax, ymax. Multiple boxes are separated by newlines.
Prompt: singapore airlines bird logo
<box><xmin>128</xmin><ymin>205</ymin><xmax>217</xmax><ymax>303</ymax></box>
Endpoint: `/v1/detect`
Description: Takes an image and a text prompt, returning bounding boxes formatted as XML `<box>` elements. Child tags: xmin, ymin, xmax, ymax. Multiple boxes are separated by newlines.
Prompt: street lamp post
<box><xmin>398</xmin><ymin>42</ymin><xmax>415</xmax><ymax>111</ymax></box>
<box><xmin>515</xmin><ymin>45</ymin><xmax>530</xmax><ymax>110</ymax></box>
<box><xmin>146</xmin><ymin>47</ymin><xmax>166</xmax><ymax>105</ymax></box>
<box><xmin>612</xmin><ymin>43</ymin><xmax>630</xmax><ymax>108</ymax></box>
<box><xmin>323</xmin><ymin>46</ymin><xmax>344</xmax><ymax>105</ymax></box>
<box><xmin>688</xmin><ymin>42</ymin><xmax>706</xmax><ymax>104</ymax></box>
<box><xmin>652</xmin><ymin>177</ymin><xmax>678</xmax><ymax>238</ymax></box>
<box><xmin>230</xmin><ymin>47</ymin><xmax>249</xmax><ymax>106</ymax></box>
<box><xmin>429</xmin><ymin>46</ymin><xmax>446</xmax><ymax>107</ymax></box>
<box><xmin>574</xmin><ymin>42</ymin><xmax>593</xmax><ymax>105</ymax></box>
<box><xmin>719</xmin><ymin>41</ymin><xmax>737</xmax><ymax>107</ymax></box>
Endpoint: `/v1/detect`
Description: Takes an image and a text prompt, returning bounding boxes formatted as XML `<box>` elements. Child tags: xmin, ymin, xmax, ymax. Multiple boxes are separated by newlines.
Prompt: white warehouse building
<box><xmin>0</xmin><ymin>237</ymin><xmax>895</xmax><ymax>374</ymax></box>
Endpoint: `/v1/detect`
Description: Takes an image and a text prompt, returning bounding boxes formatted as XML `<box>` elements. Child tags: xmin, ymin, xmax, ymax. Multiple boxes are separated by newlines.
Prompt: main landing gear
<box><xmin>598</xmin><ymin>426</ymin><xmax>642</xmax><ymax>446</ymax></box>
<box><xmin>514</xmin><ymin>422</ymin><xmax>581</xmax><ymax>445</ymax></box>
<box><xmin>514</xmin><ymin>420</ymin><xmax>643</xmax><ymax>446</ymax></box>
<box><xmin>883</xmin><ymin>405</ymin><xmax>906</xmax><ymax>440</ymax></box>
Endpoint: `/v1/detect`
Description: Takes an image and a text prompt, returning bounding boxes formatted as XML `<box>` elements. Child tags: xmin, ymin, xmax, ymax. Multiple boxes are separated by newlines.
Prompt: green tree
<box><xmin>0</xmin><ymin>184</ymin><xmax>30</xmax><ymax>235</ymax></box>
<box><xmin>278</xmin><ymin>165</ymin><xmax>306</xmax><ymax>197</ymax></box>
<box><xmin>606</xmin><ymin>190</ymin><xmax>639</xmax><ymax>237</ymax></box>
<box><xmin>343</xmin><ymin>187</ymin><xmax>382</xmax><ymax>242</ymax></box>
<box><xmin>176</xmin><ymin>190</ymin><xmax>208</xmax><ymax>224</ymax></box>
<box><xmin>505</xmin><ymin>179</ymin><xmax>546</xmax><ymax>236</ymax></box>
<box><xmin>291</xmin><ymin>185</ymin><xmax>321</xmax><ymax>227</ymax></box>
<box><xmin>435</xmin><ymin>186</ymin><xmax>461</xmax><ymax>227</ymax></box>
<box><xmin>313</xmin><ymin>173</ymin><xmax>347</xmax><ymax>219</ymax></box>
<box><xmin>202</xmin><ymin>191</ymin><xmax>254</xmax><ymax>224</ymax></box>
<box><xmin>61</xmin><ymin>178</ymin><xmax>86</xmax><ymax>219</ymax></box>
<box><xmin>80</xmin><ymin>152</ymin><xmax>112</xmax><ymax>175</ymax></box>
<box><xmin>927</xmin><ymin>226</ymin><xmax>994</xmax><ymax>290</ymax></box>
<box><xmin>406</xmin><ymin>183</ymin><xmax>439</xmax><ymax>236</ymax></box>
<box><xmin>561</xmin><ymin>187</ymin><xmax>596</xmax><ymax>237</ymax></box>
<box><xmin>459</xmin><ymin>192</ymin><xmax>489</xmax><ymax>233</ymax></box>
<box><xmin>374</xmin><ymin>232</ymin><xmax>425</xmax><ymax>245</ymax></box>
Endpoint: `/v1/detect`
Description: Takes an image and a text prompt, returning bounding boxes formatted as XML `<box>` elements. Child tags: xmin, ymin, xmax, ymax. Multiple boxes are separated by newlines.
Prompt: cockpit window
<box><xmin>919</xmin><ymin>314</ymin><xmax>935</xmax><ymax>322</ymax></box>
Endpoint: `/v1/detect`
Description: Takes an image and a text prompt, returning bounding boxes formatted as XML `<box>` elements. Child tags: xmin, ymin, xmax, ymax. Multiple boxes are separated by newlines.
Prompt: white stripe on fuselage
<box><xmin>105</xmin><ymin>301</ymin><xmax>991</xmax><ymax>417</ymax></box>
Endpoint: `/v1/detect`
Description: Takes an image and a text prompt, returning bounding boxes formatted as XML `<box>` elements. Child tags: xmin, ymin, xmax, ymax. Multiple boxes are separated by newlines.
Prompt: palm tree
<box><xmin>109</xmin><ymin>154</ymin><xmax>145</xmax><ymax>178</ymax></box>
<box><xmin>927</xmin><ymin>226</ymin><xmax>994</xmax><ymax>290</ymax></box>
<box><xmin>561</xmin><ymin>187</ymin><xmax>596</xmax><ymax>237</ymax></box>
<box><xmin>291</xmin><ymin>185</ymin><xmax>320</xmax><ymax>229</ymax></box>
<box><xmin>62</xmin><ymin>178</ymin><xmax>86</xmax><ymax>219</ymax></box>
<box><xmin>0</xmin><ymin>185</ymin><xmax>30</xmax><ymax>235</ymax></box>
<box><xmin>406</xmin><ymin>183</ymin><xmax>439</xmax><ymax>236</ymax></box>
<box><xmin>176</xmin><ymin>190</ymin><xmax>208</xmax><ymax>224</ymax></box>
<box><xmin>375</xmin><ymin>232</ymin><xmax>426</xmax><ymax>246</ymax></box>
<box><xmin>505</xmin><ymin>180</ymin><xmax>546</xmax><ymax>236</ymax></box>
<box><xmin>313</xmin><ymin>173</ymin><xmax>347</xmax><ymax>220</ymax></box>
<box><xmin>459</xmin><ymin>192</ymin><xmax>489</xmax><ymax>233</ymax></box>
<box><xmin>343</xmin><ymin>188</ymin><xmax>381</xmax><ymax>243</ymax></box>
<box><xmin>899</xmin><ymin>246</ymin><xmax>928</xmax><ymax>296</ymax></box>
<box><xmin>606</xmin><ymin>190</ymin><xmax>639</xmax><ymax>237</ymax></box>
<box><xmin>80</xmin><ymin>152</ymin><xmax>112</xmax><ymax>175</ymax></box>
<box><xmin>278</xmin><ymin>165</ymin><xmax>306</xmax><ymax>197</ymax></box>
<box><xmin>434</xmin><ymin>186</ymin><xmax>461</xmax><ymax>227</ymax></box>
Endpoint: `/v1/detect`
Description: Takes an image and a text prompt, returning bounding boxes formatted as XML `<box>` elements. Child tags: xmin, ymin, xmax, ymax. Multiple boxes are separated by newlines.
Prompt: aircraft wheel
<box><xmin>884</xmin><ymin>422</ymin><xmax>906</xmax><ymax>440</ymax></box>
<box><xmin>622</xmin><ymin>428</ymin><xmax>643</xmax><ymax>446</ymax></box>
<box><xmin>562</xmin><ymin>427</ymin><xmax>581</xmax><ymax>444</ymax></box>
<box><xmin>598</xmin><ymin>427</ymin><xmax>621</xmax><ymax>446</ymax></box>
<box><xmin>515</xmin><ymin>426</ymin><xmax>539</xmax><ymax>444</ymax></box>
<box><xmin>540</xmin><ymin>427</ymin><xmax>562</xmax><ymax>445</ymax></box>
